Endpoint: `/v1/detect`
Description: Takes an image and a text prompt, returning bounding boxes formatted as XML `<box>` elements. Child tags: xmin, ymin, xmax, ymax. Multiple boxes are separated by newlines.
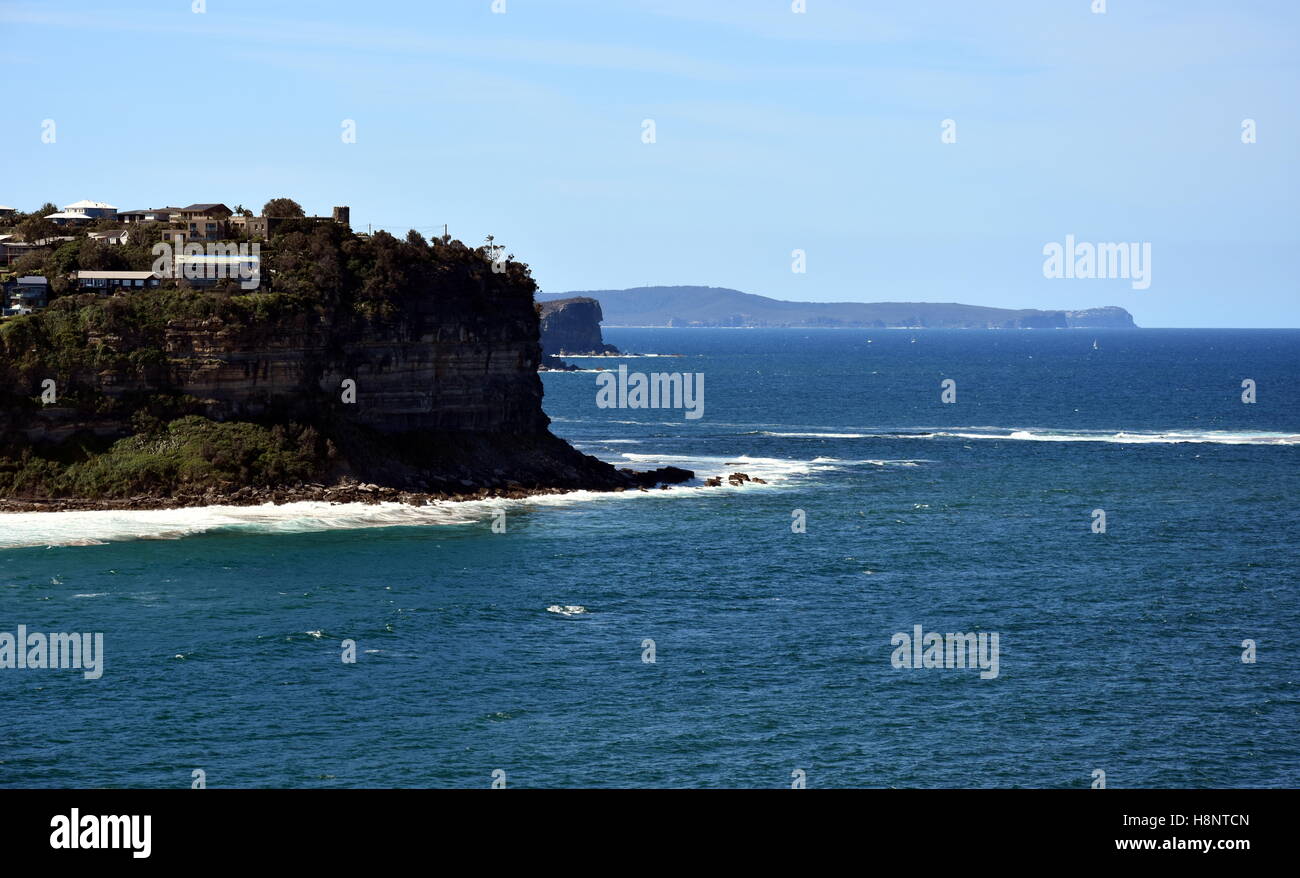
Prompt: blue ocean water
<box><xmin>1</xmin><ymin>328</ymin><xmax>1297</xmax><ymax>788</ymax></box>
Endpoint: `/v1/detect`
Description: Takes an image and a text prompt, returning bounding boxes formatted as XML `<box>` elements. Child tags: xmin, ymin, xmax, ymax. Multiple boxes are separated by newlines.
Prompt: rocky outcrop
<box><xmin>538</xmin><ymin>297</ymin><xmax>619</xmax><ymax>355</ymax></box>
<box><xmin>0</xmin><ymin>235</ymin><xmax>687</xmax><ymax>504</ymax></box>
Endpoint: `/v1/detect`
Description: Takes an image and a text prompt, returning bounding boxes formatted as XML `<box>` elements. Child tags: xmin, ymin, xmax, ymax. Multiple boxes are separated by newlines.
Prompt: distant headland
<box><xmin>537</xmin><ymin>286</ymin><xmax>1136</xmax><ymax>329</ymax></box>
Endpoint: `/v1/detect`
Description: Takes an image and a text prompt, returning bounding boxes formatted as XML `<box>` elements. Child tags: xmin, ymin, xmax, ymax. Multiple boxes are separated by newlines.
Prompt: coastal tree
<box><xmin>16</xmin><ymin>213</ymin><xmax>56</xmax><ymax>244</ymax></box>
<box><xmin>262</xmin><ymin>197</ymin><xmax>305</xmax><ymax>218</ymax></box>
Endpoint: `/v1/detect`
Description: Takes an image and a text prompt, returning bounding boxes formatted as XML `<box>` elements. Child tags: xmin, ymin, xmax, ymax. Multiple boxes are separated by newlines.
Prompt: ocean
<box><xmin>2</xmin><ymin>328</ymin><xmax>1297</xmax><ymax>788</ymax></box>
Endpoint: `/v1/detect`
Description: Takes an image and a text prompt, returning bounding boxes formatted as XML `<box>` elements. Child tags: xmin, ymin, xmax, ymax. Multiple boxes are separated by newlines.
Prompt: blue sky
<box><xmin>1</xmin><ymin>0</ymin><xmax>1296</xmax><ymax>326</ymax></box>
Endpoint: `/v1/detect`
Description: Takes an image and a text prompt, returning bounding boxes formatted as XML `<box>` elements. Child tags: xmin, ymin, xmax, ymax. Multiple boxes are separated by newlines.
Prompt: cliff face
<box><xmin>159</xmin><ymin>296</ymin><xmax>548</xmax><ymax>435</ymax></box>
<box><xmin>0</xmin><ymin>232</ymin><xmax>683</xmax><ymax>500</ymax></box>
<box><xmin>12</xmin><ymin>285</ymin><xmax>542</xmax><ymax>434</ymax></box>
<box><xmin>538</xmin><ymin>297</ymin><xmax>619</xmax><ymax>355</ymax></box>
<box><xmin>1063</xmin><ymin>307</ymin><xmax>1137</xmax><ymax>329</ymax></box>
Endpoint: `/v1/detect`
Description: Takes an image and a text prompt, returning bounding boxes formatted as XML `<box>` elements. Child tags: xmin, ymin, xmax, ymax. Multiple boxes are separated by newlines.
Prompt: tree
<box><xmin>16</xmin><ymin>214</ymin><xmax>56</xmax><ymax>244</ymax></box>
<box><xmin>77</xmin><ymin>238</ymin><xmax>125</xmax><ymax>272</ymax></box>
<box><xmin>262</xmin><ymin>197</ymin><xmax>305</xmax><ymax>218</ymax></box>
<box><xmin>482</xmin><ymin>234</ymin><xmax>505</xmax><ymax>264</ymax></box>
<box><xmin>10</xmin><ymin>252</ymin><xmax>45</xmax><ymax>276</ymax></box>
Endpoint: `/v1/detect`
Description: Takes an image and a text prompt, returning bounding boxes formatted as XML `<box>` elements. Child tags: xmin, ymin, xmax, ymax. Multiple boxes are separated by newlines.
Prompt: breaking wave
<box><xmin>755</xmin><ymin>428</ymin><xmax>1299</xmax><ymax>446</ymax></box>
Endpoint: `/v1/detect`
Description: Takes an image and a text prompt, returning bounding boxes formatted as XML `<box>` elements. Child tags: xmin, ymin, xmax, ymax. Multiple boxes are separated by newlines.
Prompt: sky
<box><xmin>1</xmin><ymin>0</ymin><xmax>1296</xmax><ymax>327</ymax></box>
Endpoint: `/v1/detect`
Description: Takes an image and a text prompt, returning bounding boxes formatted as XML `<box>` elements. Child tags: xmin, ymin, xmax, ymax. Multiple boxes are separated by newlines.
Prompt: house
<box><xmin>46</xmin><ymin>200</ymin><xmax>117</xmax><ymax>225</ymax></box>
<box><xmin>0</xmin><ymin>205</ymin><xmax>15</xmax><ymax>219</ymax></box>
<box><xmin>75</xmin><ymin>270</ymin><xmax>161</xmax><ymax>291</ymax></box>
<box><xmin>173</xmin><ymin>252</ymin><xmax>260</xmax><ymax>288</ymax></box>
<box><xmin>3</xmin><ymin>276</ymin><xmax>48</xmax><ymax>315</ymax></box>
<box><xmin>228</xmin><ymin>205</ymin><xmax>350</xmax><ymax>240</ymax></box>
<box><xmin>119</xmin><ymin>208</ymin><xmax>176</xmax><ymax>224</ymax></box>
<box><xmin>88</xmin><ymin>229</ymin><xmax>129</xmax><ymax>245</ymax></box>
<box><xmin>159</xmin><ymin>229</ymin><xmax>196</xmax><ymax>247</ymax></box>
<box><xmin>227</xmin><ymin>214</ymin><xmax>270</xmax><ymax>238</ymax></box>
<box><xmin>175</xmin><ymin>203</ymin><xmax>233</xmax><ymax>241</ymax></box>
<box><xmin>1</xmin><ymin>240</ymin><xmax>54</xmax><ymax>266</ymax></box>
<box><xmin>177</xmin><ymin>203</ymin><xmax>233</xmax><ymax>220</ymax></box>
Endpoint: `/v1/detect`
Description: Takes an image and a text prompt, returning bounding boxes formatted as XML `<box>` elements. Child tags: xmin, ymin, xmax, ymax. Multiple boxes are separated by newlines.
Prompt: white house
<box><xmin>173</xmin><ymin>252</ymin><xmax>260</xmax><ymax>287</ymax></box>
<box><xmin>46</xmin><ymin>200</ymin><xmax>118</xmax><ymax>225</ymax></box>
<box><xmin>88</xmin><ymin>229</ymin><xmax>129</xmax><ymax>245</ymax></box>
<box><xmin>119</xmin><ymin>208</ymin><xmax>175</xmax><ymax>224</ymax></box>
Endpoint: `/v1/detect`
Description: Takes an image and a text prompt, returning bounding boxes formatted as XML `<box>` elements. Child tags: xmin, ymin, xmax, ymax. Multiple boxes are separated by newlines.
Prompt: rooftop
<box><xmin>63</xmin><ymin>200</ymin><xmax>117</xmax><ymax>210</ymax></box>
<box><xmin>76</xmin><ymin>270</ymin><xmax>156</xmax><ymax>280</ymax></box>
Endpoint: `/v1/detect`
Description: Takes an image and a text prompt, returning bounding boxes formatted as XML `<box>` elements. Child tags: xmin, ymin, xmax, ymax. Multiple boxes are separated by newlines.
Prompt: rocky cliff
<box><xmin>1062</xmin><ymin>307</ymin><xmax>1137</xmax><ymax>329</ymax></box>
<box><xmin>0</xmin><ymin>227</ymin><xmax>686</xmax><ymax>504</ymax></box>
<box><xmin>538</xmin><ymin>297</ymin><xmax>619</xmax><ymax>355</ymax></box>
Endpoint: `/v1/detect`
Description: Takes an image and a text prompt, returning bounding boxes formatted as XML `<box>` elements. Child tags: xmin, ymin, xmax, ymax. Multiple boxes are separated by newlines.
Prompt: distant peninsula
<box><xmin>538</xmin><ymin>286</ymin><xmax>1136</xmax><ymax>329</ymax></box>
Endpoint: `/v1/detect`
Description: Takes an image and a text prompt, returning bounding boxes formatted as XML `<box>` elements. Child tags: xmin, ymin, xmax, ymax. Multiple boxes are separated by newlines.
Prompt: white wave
<box><xmin>760</xmin><ymin>428</ymin><xmax>1299</xmax><ymax>446</ymax></box>
<box><xmin>0</xmin><ymin>502</ymin><xmax>486</xmax><ymax>550</ymax></box>
<box><xmin>811</xmin><ymin>455</ymin><xmax>929</xmax><ymax>467</ymax></box>
<box><xmin>0</xmin><ymin>444</ymin><xmax>935</xmax><ymax>549</ymax></box>
<box><xmin>932</xmin><ymin>429</ymin><xmax>1300</xmax><ymax>445</ymax></box>
<box><xmin>617</xmin><ymin>451</ymin><xmax>828</xmax><ymax>481</ymax></box>
<box><xmin>546</xmin><ymin>604</ymin><xmax>587</xmax><ymax>616</ymax></box>
<box><xmin>0</xmin><ymin>478</ymin><xmax>730</xmax><ymax>549</ymax></box>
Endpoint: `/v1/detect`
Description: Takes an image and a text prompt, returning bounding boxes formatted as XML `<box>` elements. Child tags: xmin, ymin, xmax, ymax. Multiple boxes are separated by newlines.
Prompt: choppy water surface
<box><xmin>2</xmin><ymin>329</ymin><xmax>1297</xmax><ymax>787</ymax></box>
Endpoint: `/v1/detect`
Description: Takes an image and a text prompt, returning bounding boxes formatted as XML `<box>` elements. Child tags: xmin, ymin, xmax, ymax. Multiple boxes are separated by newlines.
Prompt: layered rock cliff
<box><xmin>0</xmin><ymin>226</ymin><xmax>686</xmax><ymax>503</ymax></box>
<box><xmin>538</xmin><ymin>297</ymin><xmax>619</xmax><ymax>355</ymax></box>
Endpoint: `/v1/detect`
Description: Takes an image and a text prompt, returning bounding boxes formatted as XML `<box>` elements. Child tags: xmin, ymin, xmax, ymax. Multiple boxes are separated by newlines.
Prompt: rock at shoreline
<box><xmin>538</xmin><ymin>297</ymin><xmax>620</xmax><ymax>356</ymax></box>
